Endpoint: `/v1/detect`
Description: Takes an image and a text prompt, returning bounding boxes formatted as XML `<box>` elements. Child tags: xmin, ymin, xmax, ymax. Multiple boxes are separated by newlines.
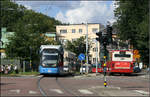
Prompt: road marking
<box><xmin>50</xmin><ymin>89</ymin><xmax>64</xmax><ymax>94</ymax></box>
<box><xmin>37</xmin><ymin>75</ymin><xmax>43</xmax><ymax>77</ymax></box>
<box><xmin>9</xmin><ymin>89</ymin><xmax>20</xmax><ymax>94</ymax></box>
<box><xmin>90</xmin><ymin>86</ymin><xmax>121</xmax><ymax>90</ymax></box>
<box><xmin>29</xmin><ymin>90</ymin><xmax>37</xmax><ymax>94</ymax></box>
<box><xmin>78</xmin><ymin>89</ymin><xmax>93</xmax><ymax>94</ymax></box>
<box><xmin>134</xmin><ymin>90</ymin><xmax>149</xmax><ymax>95</ymax></box>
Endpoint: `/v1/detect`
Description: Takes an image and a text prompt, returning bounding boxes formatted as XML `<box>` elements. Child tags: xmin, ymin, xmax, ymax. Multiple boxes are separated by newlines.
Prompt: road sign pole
<box><xmin>103</xmin><ymin>44</ymin><xmax>107</xmax><ymax>87</ymax></box>
<box><xmin>78</xmin><ymin>53</ymin><xmax>85</xmax><ymax>75</ymax></box>
<box><xmin>103</xmin><ymin>56</ymin><xmax>107</xmax><ymax>87</ymax></box>
<box><xmin>81</xmin><ymin>60</ymin><xmax>83</xmax><ymax>75</ymax></box>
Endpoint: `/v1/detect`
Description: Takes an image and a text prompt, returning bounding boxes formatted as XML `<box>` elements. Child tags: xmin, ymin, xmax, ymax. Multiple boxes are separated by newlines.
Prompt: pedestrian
<box><xmin>14</xmin><ymin>65</ymin><xmax>18</xmax><ymax>74</ymax></box>
<box><xmin>1</xmin><ymin>65</ymin><xmax>4</xmax><ymax>74</ymax></box>
<box><xmin>5</xmin><ymin>65</ymin><xmax>8</xmax><ymax>74</ymax></box>
<box><xmin>7</xmin><ymin>64</ymin><xmax>11</xmax><ymax>74</ymax></box>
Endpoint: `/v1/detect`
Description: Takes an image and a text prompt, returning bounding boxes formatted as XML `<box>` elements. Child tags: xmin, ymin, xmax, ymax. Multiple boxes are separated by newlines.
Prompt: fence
<box><xmin>0</xmin><ymin>57</ymin><xmax>39</xmax><ymax>72</ymax></box>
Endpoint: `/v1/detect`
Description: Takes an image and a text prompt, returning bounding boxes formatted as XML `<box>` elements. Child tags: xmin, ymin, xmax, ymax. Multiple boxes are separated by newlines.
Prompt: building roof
<box><xmin>56</xmin><ymin>23</ymin><xmax>102</xmax><ymax>26</ymax></box>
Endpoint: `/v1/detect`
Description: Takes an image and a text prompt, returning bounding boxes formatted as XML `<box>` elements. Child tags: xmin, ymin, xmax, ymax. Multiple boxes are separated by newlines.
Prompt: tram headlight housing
<box><xmin>42</xmin><ymin>63</ymin><xmax>46</xmax><ymax>67</ymax></box>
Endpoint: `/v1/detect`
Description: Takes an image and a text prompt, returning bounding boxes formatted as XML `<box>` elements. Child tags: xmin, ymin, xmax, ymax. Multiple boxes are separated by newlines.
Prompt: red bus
<box><xmin>92</xmin><ymin>50</ymin><xmax>134</xmax><ymax>75</ymax></box>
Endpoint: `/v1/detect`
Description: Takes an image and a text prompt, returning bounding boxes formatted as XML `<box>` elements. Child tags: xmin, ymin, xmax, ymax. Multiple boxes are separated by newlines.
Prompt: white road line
<box><xmin>9</xmin><ymin>89</ymin><xmax>20</xmax><ymax>94</ymax></box>
<box><xmin>78</xmin><ymin>89</ymin><xmax>93</xmax><ymax>94</ymax></box>
<box><xmin>37</xmin><ymin>75</ymin><xmax>43</xmax><ymax>77</ymax></box>
<box><xmin>134</xmin><ymin>90</ymin><xmax>149</xmax><ymax>95</ymax></box>
<box><xmin>49</xmin><ymin>89</ymin><xmax>64</xmax><ymax>94</ymax></box>
<box><xmin>29</xmin><ymin>90</ymin><xmax>37</xmax><ymax>94</ymax></box>
<box><xmin>90</xmin><ymin>86</ymin><xmax>121</xmax><ymax>90</ymax></box>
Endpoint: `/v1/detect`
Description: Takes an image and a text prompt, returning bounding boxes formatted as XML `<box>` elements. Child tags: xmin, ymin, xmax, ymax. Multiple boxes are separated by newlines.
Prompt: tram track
<box><xmin>37</xmin><ymin>76</ymin><xmax>47</xmax><ymax>96</ymax></box>
<box><xmin>37</xmin><ymin>75</ymin><xmax>79</xmax><ymax>97</ymax></box>
<box><xmin>55</xmin><ymin>76</ymin><xmax>79</xmax><ymax>97</ymax></box>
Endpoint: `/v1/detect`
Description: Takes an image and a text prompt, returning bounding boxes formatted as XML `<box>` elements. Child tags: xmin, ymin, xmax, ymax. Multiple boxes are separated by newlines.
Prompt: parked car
<box><xmin>63</xmin><ymin>66</ymin><xmax>69</xmax><ymax>72</ymax></box>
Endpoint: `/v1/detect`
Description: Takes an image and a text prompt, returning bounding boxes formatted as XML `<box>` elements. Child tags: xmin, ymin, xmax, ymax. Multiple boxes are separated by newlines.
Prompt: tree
<box><xmin>114</xmin><ymin>0</ymin><xmax>149</xmax><ymax>65</ymax></box>
<box><xmin>3</xmin><ymin>0</ymin><xmax>62</xmax><ymax>70</ymax></box>
<box><xmin>65</xmin><ymin>36</ymin><xmax>91</xmax><ymax>57</ymax></box>
<box><xmin>1</xmin><ymin>0</ymin><xmax>26</xmax><ymax>31</ymax></box>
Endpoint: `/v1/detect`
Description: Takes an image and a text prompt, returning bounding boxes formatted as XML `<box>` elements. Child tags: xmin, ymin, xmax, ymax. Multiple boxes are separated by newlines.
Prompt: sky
<box><xmin>15</xmin><ymin>1</ymin><xmax>118</xmax><ymax>26</ymax></box>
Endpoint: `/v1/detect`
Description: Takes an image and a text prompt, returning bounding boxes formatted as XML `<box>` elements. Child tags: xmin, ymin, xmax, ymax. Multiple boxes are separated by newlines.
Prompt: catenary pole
<box><xmin>96</xmin><ymin>40</ymin><xmax>98</xmax><ymax>74</ymax></box>
<box><xmin>86</xmin><ymin>22</ymin><xmax>89</xmax><ymax>73</ymax></box>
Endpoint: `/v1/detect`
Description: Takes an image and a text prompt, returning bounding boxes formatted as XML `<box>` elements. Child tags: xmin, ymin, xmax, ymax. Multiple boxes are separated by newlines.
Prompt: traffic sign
<box><xmin>78</xmin><ymin>53</ymin><xmax>85</xmax><ymax>61</ymax></box>
<box><xmin>134</xmin><ymin>50</ymin><xmax>139</xmax><ymax>55</ymax></box>
<box><xmin>133</xmin><ymin>50</ymin><xmax>140</xmax><ymax>58</ymax></box>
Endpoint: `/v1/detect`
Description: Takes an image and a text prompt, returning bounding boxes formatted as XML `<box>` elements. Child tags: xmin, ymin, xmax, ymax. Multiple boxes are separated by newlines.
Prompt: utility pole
<box><xmin>86</xmin><ymin>22</ymin><xmax>89</xmax><ymax>74</ymax></box>
<box><xmin>96</xmin><ymin>40</ymin><xmax>98</xmax><ymax>74</ymax></box>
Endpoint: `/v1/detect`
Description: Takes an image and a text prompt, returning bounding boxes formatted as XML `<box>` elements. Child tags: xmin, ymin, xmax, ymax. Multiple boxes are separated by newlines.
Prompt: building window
<box><xmin>79</xmin><ymin>29</ymin><xmax>82</xmax><ymax>33</ymax></box>
<box><xmin>60</xmin><ymin>39</ymin><xmax>64</xmax><ymax>43</ymax></box>
<box><xmin>60</xmin><ymin>29</ymin><xmax>67</xmax><ymax>34</ymax></box>
<box><xmin>93</xmin><ymin>47</ymin><xmax>98</xmax><ymax>52</ymax></box>
<box><xmin>92</xmin><ymin>28</ymin><xmax>98</xmax><ymax>33</ymax></box>
<box><xmin>72</xmin><ymin>29</ymin><xmax>76</xmax><ymax>33</ymax></box>
<box><xmin>93</xmin><ymin>58</ymin><xmax>98</xmax><ymax>63</ymax></box>
<box><xmin>93</xmin><ymin>58</ymin><xmax>96</xmax><ymax>63</ymax></box>
<box><xmin>72</xmin><ymin>38</ymin><xmax>77</xmax><ymax>42</ymax></box>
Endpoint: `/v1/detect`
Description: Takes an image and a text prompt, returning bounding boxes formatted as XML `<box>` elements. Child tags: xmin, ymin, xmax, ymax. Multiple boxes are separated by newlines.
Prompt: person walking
<box><xmin>5</xmin><ymin>65</ymin><xmax>8</xmax><ymax>74</ymax></box>
<box><xmin>14</xmin><ymin>65</ymin><xmax>18</xmax><ymax>74</ymax></box>
<box><xmin>1</xmin><ymin>65</ymin><xmax>4</xmax><ymax>74</ymax></box>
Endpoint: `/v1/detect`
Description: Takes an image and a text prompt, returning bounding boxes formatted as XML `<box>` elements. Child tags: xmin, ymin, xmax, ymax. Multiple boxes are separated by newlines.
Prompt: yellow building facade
<box><xmin>56</xmin><ymin>23</ymin><xmax>104</xmax><ymax>64</ymax></box>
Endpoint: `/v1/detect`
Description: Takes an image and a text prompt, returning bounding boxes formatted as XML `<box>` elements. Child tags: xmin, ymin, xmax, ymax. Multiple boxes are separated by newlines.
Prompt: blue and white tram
<box><xmin>38</xmin><ymin>45</ymin><xmax>64</xmax><ymax>75</ymax></box>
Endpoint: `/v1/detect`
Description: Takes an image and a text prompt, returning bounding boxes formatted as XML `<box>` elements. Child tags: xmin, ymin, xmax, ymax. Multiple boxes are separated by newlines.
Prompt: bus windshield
<box><xmin>114</xmin><ymin>54</ymin><xmax>131</xmax><ymax>58</ymax></box>
<box><xmin>112</xmin><ymin>51</ymin><xmax>133</xmax><ymax>61</ymax></box>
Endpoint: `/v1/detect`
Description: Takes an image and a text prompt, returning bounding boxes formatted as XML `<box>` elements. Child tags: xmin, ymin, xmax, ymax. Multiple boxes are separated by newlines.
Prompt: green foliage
<box><xmin>1</xmin><ymin>0</ymin><xmax>26</xmax><ymax>31</ymax></box>
<box><xmin>65</xmin><ymin>36</ymin><xmax>90</xmax><ymax>56</ymax></box>
<box><xmin>2</xmin><ymin>0</ymin><xmax>61</xmax><ymax>64</ymax></box>
<box><xmin>114</xmin><ymin>0</ymin><xmax>149</xmax><ymax>64</ymax></box>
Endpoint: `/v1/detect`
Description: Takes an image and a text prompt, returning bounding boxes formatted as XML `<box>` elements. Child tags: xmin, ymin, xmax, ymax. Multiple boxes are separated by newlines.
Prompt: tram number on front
<box><xmin>48</xmin><ymin>70</ymin><xmax>51</xmax><ymax>72</ymax></box>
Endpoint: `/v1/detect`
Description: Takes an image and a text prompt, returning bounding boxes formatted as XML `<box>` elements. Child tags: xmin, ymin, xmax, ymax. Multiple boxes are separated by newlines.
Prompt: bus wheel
<box><xmin>108</xmin><ymin>72</ymin><xmax>111</xmax><ymax>76</ymax></box>
<box><xmin>108</xmin><ymin>72</ymin><xmax>113</xmax><ymax>76</ymax></box>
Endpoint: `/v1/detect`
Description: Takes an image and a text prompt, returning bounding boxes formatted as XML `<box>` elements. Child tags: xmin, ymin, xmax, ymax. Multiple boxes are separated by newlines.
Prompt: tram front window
<box><xmin>42</xmin><ymin>55</ymin><xmax>58</xmax><ymax>67</ymax></box>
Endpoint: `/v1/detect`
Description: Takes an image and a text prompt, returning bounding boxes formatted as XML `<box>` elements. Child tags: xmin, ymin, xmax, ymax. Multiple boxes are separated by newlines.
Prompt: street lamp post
<box><xmin>29</xmin><ymin>46</ymin><xmax>32</xmax><ymax>71</ymax></box>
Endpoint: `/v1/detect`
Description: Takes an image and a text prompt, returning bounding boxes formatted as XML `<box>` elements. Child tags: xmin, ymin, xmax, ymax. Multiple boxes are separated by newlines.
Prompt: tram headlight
<box><xmin>42</xmin><ymin>63</ymin><xmax>46</xmax><ymax>67</ymax></box>
<box><xmin>53</xmin><ymin>64</ymin><xmax>56</xmax><ymax>66</ymax></box>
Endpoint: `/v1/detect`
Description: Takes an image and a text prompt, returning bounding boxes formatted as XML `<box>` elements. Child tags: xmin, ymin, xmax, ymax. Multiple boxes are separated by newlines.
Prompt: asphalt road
<box><xmin>1</xmin><ymin>73</ymin><xmax>149</xmax><ymax>96</ymax></box>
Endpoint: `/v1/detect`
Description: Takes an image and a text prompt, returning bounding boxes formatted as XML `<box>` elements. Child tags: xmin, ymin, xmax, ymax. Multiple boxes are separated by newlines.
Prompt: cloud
<box><xmin>55</xmin><ymin>11</ymin><xmax>68</xmax><ymax>23</ymax></box>
<box><xmin>24</xmin><ymin>5</ymin><xmax>32</xmax><ymax>10</ymax></box>
<box><xmin>15</xmin><ymin>1</ymin><xmax>117</xmax><ymax>25</ymax></box>
<box><xmin>55</xmin><ymin>1</ymin><xmax>116</xmax><ymax>25</ymax></box>
<box><xmin>15</xmin><ymin>1</ymin><xmax>78</xmax><ymax>10</ymax></box>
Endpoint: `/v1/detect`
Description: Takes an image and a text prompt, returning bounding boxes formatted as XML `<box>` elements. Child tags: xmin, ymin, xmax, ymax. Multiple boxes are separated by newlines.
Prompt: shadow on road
<box><xmin>42</xmin><ymin>74</ymin><xmax>75</xmax><ymax>78</ymax></box>
<box><xmin>109</xmin><ymin>72</ymin><xmax>147</xmax><ymax>77</ymax></box>
<box><xmin>0</xmin><ymin>83</ymin><xmax>16</xmax><ymax>86</ymax></box>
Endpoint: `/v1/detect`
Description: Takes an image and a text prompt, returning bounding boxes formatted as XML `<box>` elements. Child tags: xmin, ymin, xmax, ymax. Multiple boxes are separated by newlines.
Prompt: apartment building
<box><xmin>56</xmin><ymin>23</ymin><xmax>104</xmax><ymax>64</ymax></box>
